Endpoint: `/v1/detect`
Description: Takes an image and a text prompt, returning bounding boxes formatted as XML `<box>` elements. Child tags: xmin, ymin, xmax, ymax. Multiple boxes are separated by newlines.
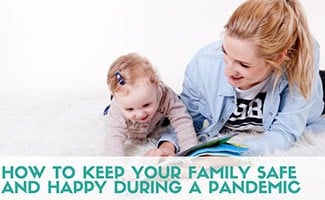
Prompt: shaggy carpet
<box><xmin>1</xmin><ymin>91</ymin><xmax>325</xmax><ymax>156</ymax></box>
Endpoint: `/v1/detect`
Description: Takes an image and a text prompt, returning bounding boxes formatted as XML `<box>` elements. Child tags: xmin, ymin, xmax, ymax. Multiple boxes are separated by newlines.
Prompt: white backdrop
<box><xmin>0</xmin><ymin>0</ymin><xmax>324</xmax><ymax>95</ymax></box>
<box><xmin>0</xmin><ymin>0</ymin><xmax>324</xmax><ymax>156</ymax></box>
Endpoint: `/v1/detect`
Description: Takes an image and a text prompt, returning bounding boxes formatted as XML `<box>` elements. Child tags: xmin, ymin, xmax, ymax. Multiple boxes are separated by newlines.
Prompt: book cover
<box><xmin>176</xmin><ymin>133</ymin><xmax>248</xmax><ymax>157</ymax></box>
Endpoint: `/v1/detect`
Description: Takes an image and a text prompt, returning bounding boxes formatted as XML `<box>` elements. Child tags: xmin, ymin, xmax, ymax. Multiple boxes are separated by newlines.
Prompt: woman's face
<box><xmin>222</xmin><ymin>34</ymin><xmax>273</xmax><ymax>90</ymax></box>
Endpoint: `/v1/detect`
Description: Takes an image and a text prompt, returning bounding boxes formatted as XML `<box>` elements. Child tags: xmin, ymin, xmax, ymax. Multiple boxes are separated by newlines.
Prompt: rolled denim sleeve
<box><xmin>157</xmin><ymin>126</ymin><xmax>180</xmax><ymax>152</ymax></box>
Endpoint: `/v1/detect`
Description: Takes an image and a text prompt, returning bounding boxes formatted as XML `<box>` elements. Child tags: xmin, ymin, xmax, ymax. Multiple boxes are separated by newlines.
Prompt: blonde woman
<box><xmin>165</xmin><ymin>0</ymin><xmax>325</xmax><ymax>155</ymax></box>
<box><xmin>104</xmin><ymin>53</ymin><xmax>198</xmax><ymax>156</ymax></box>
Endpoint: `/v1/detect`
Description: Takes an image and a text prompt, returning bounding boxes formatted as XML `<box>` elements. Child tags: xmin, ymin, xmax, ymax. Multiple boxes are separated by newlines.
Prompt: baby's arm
<box><xmin>103</xmin><ymin>101</ymin><xmax>127</xmax><ymax>156</ymax></box>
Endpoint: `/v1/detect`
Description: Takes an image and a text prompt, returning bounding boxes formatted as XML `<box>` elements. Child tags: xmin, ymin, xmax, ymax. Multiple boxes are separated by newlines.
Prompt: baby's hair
<box><xmin>107</xmin><ymin>53</ymin><xmax>160</xmax><ymax>95</ymax></box>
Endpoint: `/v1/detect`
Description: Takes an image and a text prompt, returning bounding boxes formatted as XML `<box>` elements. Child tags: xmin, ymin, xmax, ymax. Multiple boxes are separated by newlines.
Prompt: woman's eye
<box><xmin>240</xmin><ymin>63</ymin><xmax>250</xmax><ymax>68</ymax></box>
<box><xmin>125</xmin><ymin>108</ymin><xmax>133</xmax><ymax>111</ymax></box>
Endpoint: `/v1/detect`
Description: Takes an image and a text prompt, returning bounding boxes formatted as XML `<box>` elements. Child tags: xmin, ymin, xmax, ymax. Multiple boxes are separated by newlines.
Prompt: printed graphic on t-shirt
<box><xmin>223</xmin><ymin>93</ymin><xmax>266</xmax><ymax>133</ymax></box>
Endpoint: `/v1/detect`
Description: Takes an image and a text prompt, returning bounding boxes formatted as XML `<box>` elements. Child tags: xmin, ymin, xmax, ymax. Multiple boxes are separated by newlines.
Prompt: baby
<box><xmin>104</xmin><ymin>53</ymin><xmax>198</xmax><ymax>156</ymax></box>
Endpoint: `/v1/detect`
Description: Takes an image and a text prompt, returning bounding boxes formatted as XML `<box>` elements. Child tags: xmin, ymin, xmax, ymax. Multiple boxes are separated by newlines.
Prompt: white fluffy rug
<box><xmin>1</xmin><ymin>91</ymin><xmax>325</xmax><ymax>156</ymax></box>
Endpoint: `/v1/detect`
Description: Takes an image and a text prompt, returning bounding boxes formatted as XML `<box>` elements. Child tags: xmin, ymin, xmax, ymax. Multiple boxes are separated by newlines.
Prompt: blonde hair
<box><xmin>224</xmin><ymin>0</ymin><xmax>314</xmax><ymax>98</ymax></box>
<box><xmin>107</xmin><ymin>53</ymin><xmax>160</xmax><ymax>95</ymax></box>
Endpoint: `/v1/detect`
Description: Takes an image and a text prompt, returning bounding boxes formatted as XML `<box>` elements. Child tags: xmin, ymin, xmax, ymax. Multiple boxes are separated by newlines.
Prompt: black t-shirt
<box><xmin>222</xmin><ymin>92</ymin><xmax>266</xmax><ymax>134</ymax></box>
<box><xmin>221</xmin><ymin>76</ymin><xmax>271</xmax><ymax>134</ymax></box>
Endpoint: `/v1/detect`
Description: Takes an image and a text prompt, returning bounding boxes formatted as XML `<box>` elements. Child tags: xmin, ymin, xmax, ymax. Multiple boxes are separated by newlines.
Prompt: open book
<box><xmin>176</xmin><ymin>133</ymin><xmax>248</xmax><ymax>157</ymax></box>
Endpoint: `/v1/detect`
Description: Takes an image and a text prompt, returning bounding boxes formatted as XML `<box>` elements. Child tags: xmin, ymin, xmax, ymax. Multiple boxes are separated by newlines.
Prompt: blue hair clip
<box><xmin>114</xmin><ymin>71</ymin><xmax>125</xmax><ymax>85</ymax></box>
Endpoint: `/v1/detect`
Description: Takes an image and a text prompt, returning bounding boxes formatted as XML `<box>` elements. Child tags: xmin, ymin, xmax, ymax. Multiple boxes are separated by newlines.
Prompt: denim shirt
<box><xmin>180</xmin><ymin>40</ymin><xmax>325</xmax><ymax>155</ymax></box>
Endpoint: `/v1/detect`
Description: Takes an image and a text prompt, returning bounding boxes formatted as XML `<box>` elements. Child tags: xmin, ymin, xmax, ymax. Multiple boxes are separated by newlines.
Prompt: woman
<box><xmin>179</xmin><ymin>0</ymin><xmax>325</xmax><ymax>155</ymax></box>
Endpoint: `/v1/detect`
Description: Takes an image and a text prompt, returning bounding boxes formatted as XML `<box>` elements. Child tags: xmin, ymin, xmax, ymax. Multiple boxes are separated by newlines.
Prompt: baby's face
<box><xmin>115</xmin><ymin>81</ymin><xmax>159</xmax><ymax>123</ymax></box>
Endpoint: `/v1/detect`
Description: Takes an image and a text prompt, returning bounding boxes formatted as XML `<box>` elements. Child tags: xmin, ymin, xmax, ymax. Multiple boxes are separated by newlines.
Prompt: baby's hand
<box><xmin>144</xmin><ymin>142</ymin><xmax>176</xmax><ymax>157</ymax></box>
<box><xmin>144</xmin><ymin>148</ymin><xmax>174</xmax><ymax>157</ymax></box>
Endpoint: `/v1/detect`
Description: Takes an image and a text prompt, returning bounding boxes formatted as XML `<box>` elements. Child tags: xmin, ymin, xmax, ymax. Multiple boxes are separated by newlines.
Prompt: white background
<box><xmin>1</xmin><ymin>0</ymin><xmax>324</xmax><ymax>95</ymax></box>
<box><xmin>0</xmin><ymin>0</ymin><xmax>325</xmax><ymax>156</ymax></box>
